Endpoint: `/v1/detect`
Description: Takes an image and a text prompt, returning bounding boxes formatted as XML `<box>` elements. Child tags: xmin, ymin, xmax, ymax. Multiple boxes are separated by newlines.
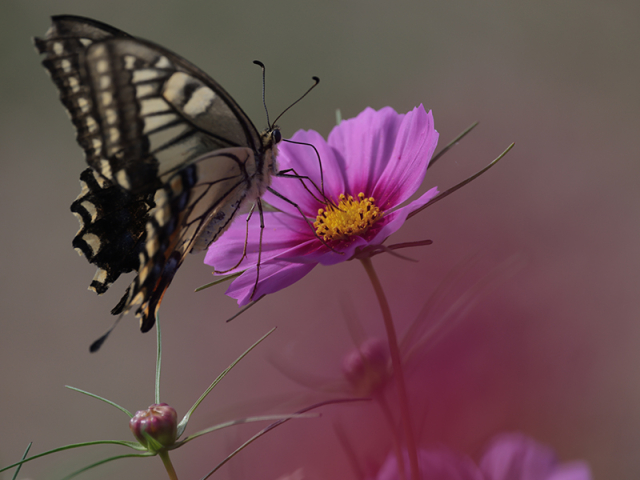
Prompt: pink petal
<box><xmin>375</xmin><ymin>448</ymin><xmax>482</xmax><ymax>480</ymax></box>
<box><xmin>328</xmin><ymin>107</ymin><xmax>407</xmax><ymax>198</ymax></box>
<box><xmin>547</xmin><ymin>464</ymin><xmax>593</xmax><ymax>480</ymax></box>
<box><xmin>225</xmin><ymin>261</ymin><xmax>316</xmax><ymax>306</ymax></box>
<box><xmin>371</xmin><ymin>106</ymin><xmax>439</xmax><ymax>207</ymax></box>
<box><xmin>306</xmin><ymin>235</ymin><xmax>370</xmax><ymax>266</ymax></box>
<box><xmin>369</xmin><ymin>186</ymin><xmax>439</xmax><ymax>245</ymax></box>
<box><xmin>266</xmin><ymin>130</ymin><xmax>345</xmax><ymax>216</ymax></box>
<box><xmin>205</xmin><ymin>211</ymin><xmax>312</xmax><ymax>272</ymax></box>
<box><xmin>479</xmin><ymin>433</ymin><xmax>592</xmax><ymax>480</ymax></box>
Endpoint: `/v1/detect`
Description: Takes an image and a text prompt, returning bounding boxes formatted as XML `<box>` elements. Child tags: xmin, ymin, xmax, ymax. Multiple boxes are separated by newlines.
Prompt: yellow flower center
<box><xmin>314</xmin><ymin>193</ymin><xmax>382</xmax><ymax>242</ymax></box>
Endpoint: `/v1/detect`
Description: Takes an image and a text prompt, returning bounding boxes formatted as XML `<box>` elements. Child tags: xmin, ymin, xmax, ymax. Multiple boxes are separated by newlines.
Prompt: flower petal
<box><xmin>368</xmin><ymin>186</ymin><xmax>439</xmax><ymax>246</ymax></box>
<box><xmin>266</xmin><ymin>130</ymin><xmax>345</xmax><ymax>216</ymax></box>
<box><xmin>328</xmin><ymin>106</ymin><xmax>407</xmax><ymax>198</ymax></box>
<box><xmin>371</xmin><ymin>105</ymin><xmax>439</xmax><ymax>207</ymax></box>
<box><xmin>204</xmin><ymin>211</ymin><xmax>313</xmax><ymax>272</ymax></box>
<box><xmin>309</xmin><ymin>235</ymin><xmax>370</xmax><ymax>266</ymax></box>
<box><xmin>374</xmin><ymin>448</ymin><xmax>482</xmax><ymax>480</ymax></box>
<box><xmin>479</xmin><ymin>433</ymin><xmax>592</xmax><ymax>480</ymax></box>
<box><xmin>225</xmin><ymin>261</ymin><xmax>316</xmax><ymax>306</ymax></box>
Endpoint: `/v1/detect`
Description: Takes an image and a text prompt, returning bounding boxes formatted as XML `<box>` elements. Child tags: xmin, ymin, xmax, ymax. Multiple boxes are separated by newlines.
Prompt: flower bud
<box><xmin>342</xmin><ymin>338</ymin><xmax>390</xmax><ymax>395</ymax></box>
<box><xmin>129</xmin><ymin>403</ymin><xmax>177</xmax><ymax>451</ymax></box>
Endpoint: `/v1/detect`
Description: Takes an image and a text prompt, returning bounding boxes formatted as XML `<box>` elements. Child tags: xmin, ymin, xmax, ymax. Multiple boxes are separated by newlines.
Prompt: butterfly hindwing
<box><xmin>71</xmin><ymin>168</ymin><xmax>152</xmax><ymax>294</ymax></box>
<box><xmin>115</xmin><ymin>147</ymin><xmax>260</xmax><ymax>331</ymax></box>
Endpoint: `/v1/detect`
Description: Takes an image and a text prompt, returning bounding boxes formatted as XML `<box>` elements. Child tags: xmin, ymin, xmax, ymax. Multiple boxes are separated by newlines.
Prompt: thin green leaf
<box><xmin>177</xmin><ymin>413</ymin><xmax>318</xmax><ymax>445</ymax></box>
<box><xmin>409</xmin><ymin>142</ymin><xmax>515</xmax><ymax>219</ymax></box>
<box><xmin>139</xmin><ymin>430</ymin><xmax>165</xmax><ymax>453</ymax></box>
<box><xmin>59</xmin><ymin>453</ymin><xmax>154</xmax><ymax>480</ymax></box>
<box><xmin>64</xmin><ymin>386</ymin><xmax>132</xmax><ymax>418</ymax></box>
<box><xmin>428</xmin><ymin>121</ymin><xmax>479</xmax><ymax>169</ymax></box>
<box><xmin>155</xmin><ymin>313</ymin><xmax>162</xmax><ymax>404</ymax></box>
<box><xmin>200</xmin><ymin>398</ymin><xmax>367</xmax><ymax>480</ymax></box>
<box><xmin>0</xmin><ymin>440</ymin><xmax>145</xmax><ymax>473</ymax></box>
<box><xmin>225</xmin><ymin>297</ymin><xmax>263</xmax><ymax>323</ymax></box>
<box><xmin>194</xmin><ymin>272</ymin><xmax>242</xmax><ymax>292</ymax></box>
<box><xmin>176</xmin><ymin>327</ymin><xmax>276</xmax><ymax>438</ymax></box>
<box><xmin>336</xmin><ymin>108</ymin><xmax>342</xmax><ymax>125</ymax></box>
<box><xmin>10</xmin><ymin>442</ymin><xmax>31</xmax><ymax>480</ymax></box>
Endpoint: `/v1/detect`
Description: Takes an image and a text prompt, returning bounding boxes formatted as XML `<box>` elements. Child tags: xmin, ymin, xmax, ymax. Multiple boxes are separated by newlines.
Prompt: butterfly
<box><xmin>35</xmin><ymin>15</ymin><xmax>310</xmax><ymax>343</ymax></box>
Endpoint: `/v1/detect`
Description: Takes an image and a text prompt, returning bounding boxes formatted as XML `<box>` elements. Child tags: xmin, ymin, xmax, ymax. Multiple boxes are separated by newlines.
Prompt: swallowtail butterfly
<box><xmin>35</xmin><ymin>15</ymin><xmax>299</xmax><ymax>337</ymax></box>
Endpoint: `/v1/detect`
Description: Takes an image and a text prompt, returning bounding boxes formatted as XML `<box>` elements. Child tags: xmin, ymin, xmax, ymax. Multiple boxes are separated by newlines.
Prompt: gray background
<box><xmin>1</xmin><ymin>1</ymin><xmax>639</xmax><ymax>479</ymax></box>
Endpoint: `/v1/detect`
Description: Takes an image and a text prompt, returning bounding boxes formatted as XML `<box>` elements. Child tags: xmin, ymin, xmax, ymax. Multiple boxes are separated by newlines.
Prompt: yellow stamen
<box><xmin>314</xmin><ymin>192</ymin><xmax>382</xmax><ymax>242</ymax></box>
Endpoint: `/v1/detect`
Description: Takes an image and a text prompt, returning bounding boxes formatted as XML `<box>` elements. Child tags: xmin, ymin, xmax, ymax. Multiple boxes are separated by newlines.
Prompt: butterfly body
<box><xmin>36</xmin><ymin>15</ymin><xmax>280</xmax><ymax>332</ymax></box>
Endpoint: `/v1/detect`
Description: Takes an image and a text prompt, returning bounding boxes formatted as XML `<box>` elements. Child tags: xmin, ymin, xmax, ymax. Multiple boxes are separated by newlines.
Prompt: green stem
<box><xmin>159</xmin><ymin>451</ymin><xmax>178</xmax><ymax>480</ymax></box>
<box><xmin>360</xmin><ymin>257</ymin><xmax>419</xmax><ymax>480</ymax></box>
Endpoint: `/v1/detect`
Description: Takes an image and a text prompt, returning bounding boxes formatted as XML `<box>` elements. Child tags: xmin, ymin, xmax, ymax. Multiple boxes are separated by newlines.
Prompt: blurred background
<box><xmin>1</xmin><ymin>0</ymin><xmax>639</xmax><ymax>478</ymax></box>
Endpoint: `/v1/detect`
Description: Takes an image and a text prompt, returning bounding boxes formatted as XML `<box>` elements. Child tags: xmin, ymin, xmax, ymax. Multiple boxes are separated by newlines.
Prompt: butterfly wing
<box><xmin>35</xmin><ymin>15</ymin><xmax>264</xmax><ymax>193</ymax></box>
<box><xmin>71</xmin><ymin>168</ymin><xmax>152</xmax><ymax>294</ymax></box>
<box><xmin>36</xmin><ymin>16</ymin><xmax>277</xmax><ymax>332</ymax></box>
<box><xmin>115</xmin><ymin>146</ymin><xmax>265</xmax><ymax>332</ymax></box>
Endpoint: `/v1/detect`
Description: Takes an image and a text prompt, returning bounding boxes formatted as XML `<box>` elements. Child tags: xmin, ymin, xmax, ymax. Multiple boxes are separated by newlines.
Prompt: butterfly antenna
<box><xmin>272</xmin><ymin>76</ymin><xmax>320</xmax><ymax>127</ymax></box>
<box><xmin>89</xmin><ymin>314</ymin><xmax>123</xmax><ymax>352</ymax></box>
<box><xmin>253</xmin><ymin>60</ymin><xmax>271</xmax><ymax>127</ymax></box>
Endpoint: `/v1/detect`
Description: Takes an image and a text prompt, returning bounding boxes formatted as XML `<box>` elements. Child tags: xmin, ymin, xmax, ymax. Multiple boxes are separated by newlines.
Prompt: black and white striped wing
<box><xmin>71</xmin><ymin>168</ymin><xmax>152</xmax><ymax>294</ymax></box>
<box><xmin>35</xmin><ymin>15</ymin><xmax>263</xmax><ymax>194</ymax></box>
<box><xmin>35</xmin><ymin>15</ymin><xmax>277</xmax><ymax>333</ymax></box>
<box><xmin>115</xmin><ymin>147</ymin><xmax>262</xmax><ymax>332</ymax></box>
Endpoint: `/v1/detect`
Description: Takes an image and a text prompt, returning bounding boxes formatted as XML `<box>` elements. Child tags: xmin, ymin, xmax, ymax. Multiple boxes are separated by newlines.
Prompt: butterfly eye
<box><xmin>273</xmin><ymin>129</ymin><xmax>282</xmax><ymax>144</ymax></box>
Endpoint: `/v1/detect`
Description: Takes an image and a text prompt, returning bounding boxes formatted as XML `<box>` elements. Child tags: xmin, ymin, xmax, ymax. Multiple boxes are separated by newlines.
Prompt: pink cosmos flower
<box><xmin>205</xmin><ymin>105</ymin><xmax>439</xmax><ymax>305</ymax></box>
<box><xmin>371</xmin><ymin>433</ymin><xmax>592</xmax><ymax>480</ymax></box>
<box><xmin>479</xmin><ymin>433</ymin><xmax>592</xmax><ymax>480</ymax></box>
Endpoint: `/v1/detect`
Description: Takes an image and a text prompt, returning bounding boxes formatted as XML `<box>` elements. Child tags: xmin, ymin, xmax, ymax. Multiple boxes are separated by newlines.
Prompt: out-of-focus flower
<box><xmin>275</xmin><ymin>468</ymin><xmax>305</xmax><ymax>480</ymax></box>
<box><xmin>205</xmin><ymin>105</ymin><xmax>439</xmax><ymax>305</ymax></box>
<box><xmin>342</xmin><ymin>338</ymin><xmax>390</xmax><ymax>396</ymax></box>
<box><xmin>373</xmin><ymin>447</ymin><xmax>481</xmax><ymax>480</ymax></box>
<box><xmin>479</xmin><ymin>433</ymin><xmax>592</xmax><ymax>480</ymax></box>
<box><xmin>369</xmin><ymin>433</ymin><xmax>592</xmax><ymax>480</ymax></box>
<box><xmin>129</xmin><ymin>403</ymin><xmax>178</xmax><ymax>451</ymax></box>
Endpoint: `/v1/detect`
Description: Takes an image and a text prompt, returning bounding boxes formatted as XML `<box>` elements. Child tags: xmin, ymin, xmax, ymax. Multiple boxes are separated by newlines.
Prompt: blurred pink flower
<box><xmin>479</xmin><ymin>433</ymin><xmax>591</xmax><ymax>480</ymax></box>
<box><xmin>205</xmin><ymin>105</ymin><xmax>439</xmax><ymax>305</ymax></box>
<box><xmin>371</xmin><ymin>433</ymin><xmax>591</xmax><ymax>480</ymax></box>
<box><xmin>342</xmin><ymin>338</ymin><xmax>390</xmax><ymax>396</ymax></box>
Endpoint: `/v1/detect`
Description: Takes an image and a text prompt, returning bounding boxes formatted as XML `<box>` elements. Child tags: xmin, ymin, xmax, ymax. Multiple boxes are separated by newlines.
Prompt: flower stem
<box><xmin>360</xmin><ymin>257</ymin><xmax>419</xmax><ymax>480</ymax></box>
<box><xmin>159</xmin><ymin>451</ymin><xmax>179</xmax><ymax>480</ymax></box>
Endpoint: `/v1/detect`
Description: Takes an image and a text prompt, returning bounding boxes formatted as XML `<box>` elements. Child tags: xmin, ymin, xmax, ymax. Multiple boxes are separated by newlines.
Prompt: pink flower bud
<box><xmin>342</xmin><ymin>338</ymin><xmax>390</xmax><ymax>395</ymax></box>
<box><xmin>129</xmin><ymin>403</ymin><xmax>177</xmax><ymax>450</ymax></box>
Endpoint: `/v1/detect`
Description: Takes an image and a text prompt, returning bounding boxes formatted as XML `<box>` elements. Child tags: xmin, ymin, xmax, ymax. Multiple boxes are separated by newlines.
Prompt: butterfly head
<box><xmin>271</xmin><ymin>127</ymin><xmax>282</xmax><ymax>145</ymax></box>
<box><xmin>260</xmin><ymin>125</ymin><xmax>282</xmax><ymax>175</ymax></box>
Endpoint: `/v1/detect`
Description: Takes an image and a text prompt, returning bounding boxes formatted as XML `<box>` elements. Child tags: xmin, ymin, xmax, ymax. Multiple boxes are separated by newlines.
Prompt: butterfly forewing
<box><xmin>36</xmin><ymin>15</ymin><xmax>279</xmax><ymax>334</ymax></box>
<box><xmin>35</xmin><ymin>18</ymin><xmax>129</xmax><ymax>183</ymax></box>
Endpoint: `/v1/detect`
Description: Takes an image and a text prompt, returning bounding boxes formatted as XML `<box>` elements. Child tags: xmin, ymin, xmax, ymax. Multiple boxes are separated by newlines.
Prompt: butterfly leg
<box><xmin>275</xmin><ymin>169</ymin><xmax>333</xmax><ymax>206</ymax></box>
<box><xmin>214</xmin><ymin>202</ymin><xmax>257</xmax><ymax>275</ymax></box>
<box><xmin>249</xmin><ymin>197</ymin><xmax>266</xmax><ymax>301</ymax></box>
<box><xmin>279</xmin><ymin>138</ymin><xmax>326</xmax><ymax>199</ymax></box>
